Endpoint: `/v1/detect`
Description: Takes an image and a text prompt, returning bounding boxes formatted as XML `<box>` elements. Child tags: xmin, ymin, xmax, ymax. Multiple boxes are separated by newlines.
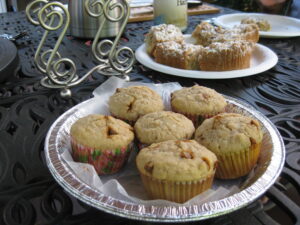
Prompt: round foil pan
<box><xmin>45</xmin><ymin>95</ymin><xmax>285</xmax><ymax>222</ymax></box>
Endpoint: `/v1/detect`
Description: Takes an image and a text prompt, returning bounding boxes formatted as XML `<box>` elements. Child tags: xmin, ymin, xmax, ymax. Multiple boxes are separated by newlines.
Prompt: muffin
<box><xmin>134</xmin><ymin>111</ymin><xmax>195</xmax><ymax>147</ymax></box>
<box><xmin>145</xmin><ymin>24</ymin><xmax>184</xmax><ymax>56</ymax></box>
<box><xmin>195</xmin><ymin>113</ymin><xmax>263</xmax><ymax>179</ymax></box>
<box><xmin>231</xmin><ymin>24</ymin><xmax>260</xmax><ymax>43</ymax></box>
<box><xmin>171</xmin><ymin>85</ymin><xmax>227</xmax><ymax>127</ymax></box>
<box><xmin>70</xmin><ymin>114</ymin><xmax>134</xmax><ymax>175</ymax></box>
<box><xmin>199</xmin><ymin>40</ymin><xmax>255</xmax><ymax>71</ymax></box>
<box><xmin>153</xmin><ymin>41</ymin><xmax>203</xmax><ymax>70</ymax></box>
<box><xmin>191</xmin><ymin>21</ymin><xmax>226</xmax><ymax>46</ymax></box>
<box><xmin>241</xmin><ymin>17</ymin><xmax>271</xmax><ymax>31</ymax></box>
<box><xmin>108</xmin><ymin>86</ymin><xmax>164</xmax><ymax>124</ymax></box>
<box><xmin>192</xmin><ymin>22</ymin><xmax>259</xmax><ymax>46</ymax></box>
<box><xmin>136</xmin><ymin>140</ymin><xmax>218</xmax><ymax>203</ymax></box>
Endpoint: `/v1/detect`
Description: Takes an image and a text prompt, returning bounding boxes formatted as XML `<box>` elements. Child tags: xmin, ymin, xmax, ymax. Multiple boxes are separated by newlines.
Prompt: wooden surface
<box><xmin>129</xmin><ymin>4</ymin><xmax>220</xmax><ymax>23</ymax></box>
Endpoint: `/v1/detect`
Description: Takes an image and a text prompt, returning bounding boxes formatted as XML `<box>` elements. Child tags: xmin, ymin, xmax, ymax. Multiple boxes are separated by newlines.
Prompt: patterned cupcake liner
<box><xmin>215</xmin><ymin>143</ymin><xmax>262</xmax><ymax>179</ymax></box>
<box><xmin>139</xmin><ymin>172</ymin><xmax>215</xmax><ymax>203</ymax></box>
<box><xmin>71</xmin><ymin>137</ymin><xmax>133</xmax><ymax>175</ymax></box>
<box><xmin>172</xmin><ymin>108</ymin><xmax>223</xmax><ymax>128</ymax></box>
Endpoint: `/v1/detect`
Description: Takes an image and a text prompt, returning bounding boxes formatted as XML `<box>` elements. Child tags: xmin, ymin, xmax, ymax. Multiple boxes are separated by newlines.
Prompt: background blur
<box><xmin>0</xmin><ymin>0</ymin><xmax>298</xmax><ymax>17</ymax></box>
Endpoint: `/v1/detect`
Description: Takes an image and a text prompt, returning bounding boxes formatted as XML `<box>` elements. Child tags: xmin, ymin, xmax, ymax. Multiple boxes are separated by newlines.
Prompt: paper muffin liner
<box><xmin>139</xmin><ymin>172</ymin><xmax>215</xmax><ymax>203</ymax></box>
<box><xmin>71</xmin><ymin>137</ymin><xmax>133</xmax><ymax>175</ymax></box>
<box><xmin>172</xmin><ymin>108</ymin><xmax>223</xmax><ymax>128</ymax></box>
<box><xmin>215</xmin><ymin>142</ymin><xmax>262</xmax><ymax>179</ymax></box>
<box><xmin>199</xmin><ymin>46</ymin><xmax>253</xmax><ymax>71</ymax></box>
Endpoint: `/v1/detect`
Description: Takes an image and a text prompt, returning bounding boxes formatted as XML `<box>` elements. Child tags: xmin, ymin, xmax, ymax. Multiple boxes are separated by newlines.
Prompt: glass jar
<box><xmin>153</xmin><ymin>0</ymin><xmax>188</xmax><ymax>31</ymax></box>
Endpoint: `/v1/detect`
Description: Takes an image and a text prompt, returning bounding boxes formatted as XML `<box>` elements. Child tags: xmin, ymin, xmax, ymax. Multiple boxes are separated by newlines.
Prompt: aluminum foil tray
<box><xmin>45</xmin><ymin>87</ymin><xmax>285</xmax><ymax>222</ymax></box>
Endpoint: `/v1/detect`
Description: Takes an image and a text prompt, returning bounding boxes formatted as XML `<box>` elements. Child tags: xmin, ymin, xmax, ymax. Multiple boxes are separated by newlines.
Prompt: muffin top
<box><xmin>230</xmin><ymin>24</ymin><xmax>259</xmax><ymax>42</ymax></box>
<box><xmin>136</xmin><ymin>140</ymin><xmax>217</xmax><ymax>181</ymax></box>
<box><xmin>192</xmin><ymin>22</ymin><xmax>259</xmax><ymax>46</ymax></box>
<box><xmin>155</xmin><ymin>41</ymin><xmax>203</xmax><ymax>57</ymax></box>
<box><xmin>171</xmin><ymin>85</ymin><xmax>227</xmax><ymax>115</ymax></box>
<box><xmin>70</xmin><ymin>114</ymin><xmax>134</xmax><ymax>150</ymax></box>
<box><xmin>195</xmin><ymin>113</ymin><xmax>263</xmax><ymax>154</ymax></box>
<box><xmin>204</xmin><ymin>40</ymin><xmax>254</xmax><ymax>55</ymax></box>
<box><xmin>241</xmin><ymin>17</ymin><xmax>271</xmax><ymax>31</ymax></box>
<box><xmin>109</xmin><ymin>86</ymin><xmax>164</xmax><ymax>122</ymax></box>
<box><xmin>134</xmin><ymin>111</ymin><xmax>195</xmax><ymax>145</ymax></box>
<box><xmin>146</xmin><ymin>24</ymin><xmax>183</xmax><ymax>43</ymax></box>
<box><xmin>191</xmin><ymin>21</ymin><xmax>225</xmax><ymax>46</ymax></box>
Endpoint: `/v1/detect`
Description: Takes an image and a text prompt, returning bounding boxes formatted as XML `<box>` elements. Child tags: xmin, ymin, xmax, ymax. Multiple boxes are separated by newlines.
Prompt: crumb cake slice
<box><xmin>199</xmin><ymin>40</ymin><xmax>255</xmax><ymax>71</ymax></box>
<box><xmin>153</xmin><ymin>41</ymin><xmax>203</xmax><ymax>70</ymax></box>
<box><xmin>145</xmin><ymin>24</ymin><xmax>184</xmax><ymax>56</ymax></box>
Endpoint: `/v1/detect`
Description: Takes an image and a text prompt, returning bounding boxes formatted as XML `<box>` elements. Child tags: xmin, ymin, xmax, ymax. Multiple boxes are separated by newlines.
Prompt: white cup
<box><xmin>153</xmin><ymin>0</ymin><xmax>188</xmax><ymax>31</ymax></box>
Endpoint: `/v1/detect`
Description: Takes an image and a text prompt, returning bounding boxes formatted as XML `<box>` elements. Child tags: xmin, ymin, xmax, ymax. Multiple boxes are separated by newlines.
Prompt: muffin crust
<box><xmin>136</xmin><ymin>140</ymin><xmax>217</xmax><ymax>181</ymax></box>
<box><xmin>195</xmin><ymin>113</ymin><xmax>263</xmax><ymax>154</ymax></box>
<box><xmin>134</xmin><ymin>111</ymin><xmax>195</xmax><ymax>145</ymax></box>
<box><xmin>109</xmin><ymin>86</ymin><xmax>164</xmax><ymax>122</ymax></box>
<box><xmin>70</xmin><ymin>114</ymin><xmax>134</xmax><ymax>150</ymax></box>
<box><xmin>171</xmin><ymin>85</ymin><xmax>227</xmax><ymax>115</ymax></box>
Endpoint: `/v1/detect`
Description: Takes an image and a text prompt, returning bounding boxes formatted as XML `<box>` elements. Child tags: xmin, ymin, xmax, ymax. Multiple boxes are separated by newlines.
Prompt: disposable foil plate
<box><xmin>45</xmin><ymin>78</ymin><xmax>285</xmax><ymax>222</ymax></box>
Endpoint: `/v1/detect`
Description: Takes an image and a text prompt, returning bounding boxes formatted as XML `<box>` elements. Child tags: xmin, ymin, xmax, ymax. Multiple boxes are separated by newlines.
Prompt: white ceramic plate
<box><xmin>135</xmin><ymin>35</ymin><xmax>278</xmax><ymax>79</ymax></box>
<box><xmin>214</xmin><ymin>13</ymin><xmax>300</xmax><ymax>38</ymax></box>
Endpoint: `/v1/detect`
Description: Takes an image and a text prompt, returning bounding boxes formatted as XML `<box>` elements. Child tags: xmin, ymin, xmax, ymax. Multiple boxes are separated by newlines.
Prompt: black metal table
<box><xmin>0</xmin><ymin>5</ymin><xmax>300</xmax><ymax>225</ymax></box>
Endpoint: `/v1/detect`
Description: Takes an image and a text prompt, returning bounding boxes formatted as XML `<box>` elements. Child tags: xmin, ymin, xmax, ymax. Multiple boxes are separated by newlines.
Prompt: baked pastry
<box><xmin>195</xmin><ymin>113</ymin><xmax>263</xmax><ymax>179</ymax></box>
<box><xmin>146</xmin><ymin>22</ymin><xmax>258</xmax><ymax>72</ymax></box>
<box><xmin>109</xmin><ymin>86</ymin><xmax>164</xmax><ymax>124</ymax></box>
<box><xmin>134</xmin><ymin>111</ymin><xmax>195</xmax><ymax>146</ymax></box>
<box><xmin>191</xmin><ymin>21</ymin><xmax>226</xmax><ymax>46</ymax></box>
<box><xmin>199</xmin><ymin>40</ymin><xmax>255</xmax><ymax>71</ymax></box>
<box><xmin>230</xmin><ymin>24</ymin><xmax>260</xmax><ymax>43</ymax></box>
<box><xmin>145</xmin><ymin>24</ymin><xmax>184</xmax><ymax>56</ymax></box>
<box><xmin>171</xmin><ymin>85</ymin><xmax>227</xmax><ymax>127</ymax></box>
<box><xmin>241</xmin><ymin>17</ymin><xmax>271</xmax><ymax>31</ymax></box>
<box><xmin>153</xmin><ymin>41</ymin><xmax>203</xmax><ymax>70</ymax></box>
<box><xmin>192</xmin><ymin>22</ymin><xmax>259</xmax><ymax>45</ymax></box>
<box><xmin>136</xmin><ymin>140</ymin><xmax>217</xmax><ymax>203</ymax></box>
<box><xmin>70</xmin><ymin>114</ymin><xmax>134</xmax><ymax>175</ymax></box>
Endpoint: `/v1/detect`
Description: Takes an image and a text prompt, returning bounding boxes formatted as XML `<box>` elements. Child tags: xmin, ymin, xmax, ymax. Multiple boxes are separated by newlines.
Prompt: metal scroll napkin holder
<box><xmin>25</xmin><ymin>0</ymin><xmax>134</xmax><ymax>97</ymax></box>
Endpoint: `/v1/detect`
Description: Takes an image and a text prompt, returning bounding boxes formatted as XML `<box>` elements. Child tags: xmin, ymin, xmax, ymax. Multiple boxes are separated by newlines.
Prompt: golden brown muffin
<box><xmin>145</xmin><ymin>24</ymin><xmax>184</xmax><ymax>56</ymax></box>
<box><xmin>70</xmin><ymin>114</ymin><xmax>134</xmax><ymax>175</ymax></box>
<box><xmin>153</xmin><ymin>41</ymin><xmax>203</xmax><ymax>70</ymax></box>
<box><xmin>134</xmin><ymin>111</ymin><xmax>195</xmax><ymax>146</ymax></box>
<box><xmin>171</xmin><ymin>85</ymin><xmax>227</xmax><ymax>127</ymax></box>
<box><xmin>241</xmin><ymin>17</ymin><xmax>271</xmax><ymax>31</ymax></box>
<box><xmin>108</xmin><ymin>86</ymin><xmax>164</xmax><ymax>124</ymax></box>
<box><xmin>195</xmin><ymin>113</ymin><xmax>263</xmax><ymax>179</ymax></box>
<box><xmin>198</xmin><ymin>40</ymin><xmax>255</xmax><ymax>71</ymax></box>
<box><xmin>136</xmin><ymin>140</ymin><xmax>217</xmax><ymax>203</ymax></box>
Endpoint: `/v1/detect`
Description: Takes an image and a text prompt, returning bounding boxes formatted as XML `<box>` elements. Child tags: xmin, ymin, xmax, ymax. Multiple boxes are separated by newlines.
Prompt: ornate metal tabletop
<box><xmin>0</xmin><ymin>5</ymin><xmax>299</xmax><ymax>225</ymax></box>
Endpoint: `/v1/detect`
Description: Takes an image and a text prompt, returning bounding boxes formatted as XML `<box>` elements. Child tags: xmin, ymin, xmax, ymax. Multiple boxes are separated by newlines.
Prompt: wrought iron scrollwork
<box><xmin>26</xmin><ymin>0</ymin><xmax>79</xmax><ymax>96</ymax></box>
<box><xmin>85</xmin><ymin>0</ymin><xmax>135</xmax><ymax>78</ymax></box>
<box><xmin>26</xmin><ymin>0</ymin><xmax>134</xmax><ymax>97</ymax></box>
